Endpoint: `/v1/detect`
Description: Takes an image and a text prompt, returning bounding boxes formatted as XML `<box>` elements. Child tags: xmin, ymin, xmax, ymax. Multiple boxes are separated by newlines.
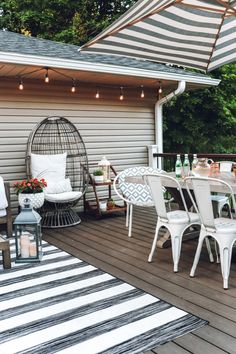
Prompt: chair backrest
<box><xmin>144</xmin><ymin>173</ymin><xmax>190</xmax><ymax>222</ymax></box>
<box><xmin>113</xmin><ymin>166</ymin><xmax>162</xmax><ymax>206</ymax></box>
<box><xmin>185</xmin><ymin>177</ymin><xmax>236</xmax><ymax>232</ymax></box>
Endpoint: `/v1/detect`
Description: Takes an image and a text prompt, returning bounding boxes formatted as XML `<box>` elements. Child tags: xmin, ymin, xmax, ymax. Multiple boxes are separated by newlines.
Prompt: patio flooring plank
<box><xmin>43</xmin><ymin>207</ymin><xmax>236</xmax><ymax>353</ymax></box>
<box><xmin>153</xmin><ymin>341</ymin><xmax>192</xmax><ymax>354</ymax></box>
<box><xmin>173</xmin><ymin>333</ymin><xmax>229</xmax><ymax>354</ymax></box>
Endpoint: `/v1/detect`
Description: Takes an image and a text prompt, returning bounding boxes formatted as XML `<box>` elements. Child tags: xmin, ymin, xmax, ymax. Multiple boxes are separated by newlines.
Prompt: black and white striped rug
<box><xmin>0</xmin><ymin>240</ymin><xmax>207</xmax><ymax>354</ymax></box>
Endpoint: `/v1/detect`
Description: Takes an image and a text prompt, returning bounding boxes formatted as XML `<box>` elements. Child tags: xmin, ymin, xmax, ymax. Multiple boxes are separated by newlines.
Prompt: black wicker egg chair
<box><xmin>26</xmin><ymin>116</ymin><xmax>89</xmax><ymax>228</ymax></box>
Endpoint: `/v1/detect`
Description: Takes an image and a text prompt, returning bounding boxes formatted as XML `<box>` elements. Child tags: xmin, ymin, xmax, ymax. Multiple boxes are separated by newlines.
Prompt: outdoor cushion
<box><xmin>45</xmin><ymin>191</ymin><xmax>82</xmax><ymax>203</ymax></box>
<box><xmin>44</xmin><ymin>178</ymin><xmax>72</xmax><ymax>194</ymax></box>
<box><xmin>31</xmin><ymin>153</ymin><xmax>67</xmax><ymax>182</ymax></box>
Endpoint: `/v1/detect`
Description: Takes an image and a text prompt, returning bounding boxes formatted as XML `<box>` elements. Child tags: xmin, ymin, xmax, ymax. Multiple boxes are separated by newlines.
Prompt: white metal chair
<box><xmin>211</xmin><ymin>161</ymin><xmax>233</xmax><ymax>262</ymax></box>
<box><xmin>186</xmin><ymin>176</ymin><xmax>236</xmax><ymax>289</ymax></box>
<box><xmin>144</xmin><ymin>173</ymin><xmax>213</xmax><ymax>273</ymax></box>
<box><xmin>113</xmin><ymin>166</ymin><xmax>172</xmax><ymax>237</ymax></box>
<box><xmin>211</xmin><ymin>161</ymin><xmax>233</xmax><ymax>218</ymax></box>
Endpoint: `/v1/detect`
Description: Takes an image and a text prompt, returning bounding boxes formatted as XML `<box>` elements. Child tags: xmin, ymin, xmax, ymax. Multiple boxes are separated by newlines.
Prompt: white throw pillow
<box><xmin>45</xmin><ymin>178</ymin><xmax>72</xmax><ymax>194</ymax></box>
<box><xmin>31</xmin><ymin>153</ymin><xmax>67</xmax><ymax>182</ymax></box>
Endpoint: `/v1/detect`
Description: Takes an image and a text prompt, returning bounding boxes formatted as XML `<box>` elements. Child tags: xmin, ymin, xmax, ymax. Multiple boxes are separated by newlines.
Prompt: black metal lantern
<box><xmin>14</xmin><ymin>198</ymin><xmax>42</xmax><ymax>263</ymax></box>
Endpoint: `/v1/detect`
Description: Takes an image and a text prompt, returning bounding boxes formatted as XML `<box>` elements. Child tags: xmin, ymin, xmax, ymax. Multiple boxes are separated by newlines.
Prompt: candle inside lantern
<box><xmin>20</xmin><ymin>234</ymin><xmax>30</xmax><ymax>258</ymax></box>
<box><xmin>29</xmin><ymin>242</ymin><xmax>37</xmax><ymax>257</ymax></box>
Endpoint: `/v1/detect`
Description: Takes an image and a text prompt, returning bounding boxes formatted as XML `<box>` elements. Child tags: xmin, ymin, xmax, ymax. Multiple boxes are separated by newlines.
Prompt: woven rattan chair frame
<box><xmin>26</xmin><ymin>116</ymin><xmax>89</xmax><ymax>228</ymax></box>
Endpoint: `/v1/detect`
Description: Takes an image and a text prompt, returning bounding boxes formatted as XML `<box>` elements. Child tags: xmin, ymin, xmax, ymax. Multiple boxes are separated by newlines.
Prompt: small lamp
<box><xmin>98</xmin><ymin>156</ymin><xmax>111</xmax><ymax>182</ymax></box>
<box><xmin>14</xmin><ymin>198</ymin><xmax>42</xmax><ymax>263</ymax></box>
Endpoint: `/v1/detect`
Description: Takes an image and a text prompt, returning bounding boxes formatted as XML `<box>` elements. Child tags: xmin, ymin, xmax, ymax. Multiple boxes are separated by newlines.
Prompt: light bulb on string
<box><xmin>119</xmin><ymin>86</ymin><xmax>124</xmax><ymax>101</ymax></box>
<box><xmin>18</xmin><ymin>79</ymin><xmax>24</xmax><ymax>90</ymax></box>
<box><xmin>71</xmin><ymin>80</ymin><xmax>76</xmax><ymax>93</ymax></box>
<box><xmin>158</xmin><ymin>81</ymin><xmax>162</xmax><ymax>94</ymax></box>
<box><xmin>44</xmin><ymin>68</ymin><xmax>49</xmax><ymax>83</ymax></box>
<box><xmin>140</xmin><ymin>85</ymin><xmax>145</xmax><ymax>98</ymax></box>
<box><xmin>95</xmin><ymin>90</ymin><xmax>100</xmax><ymax>99</ymax></box>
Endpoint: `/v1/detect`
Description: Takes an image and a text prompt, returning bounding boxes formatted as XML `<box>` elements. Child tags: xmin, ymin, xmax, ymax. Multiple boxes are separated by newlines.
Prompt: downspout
<box><xmin>155</xmin><ymin>80</ymin><xmax>186</xmax><ymax>169</ymax></box>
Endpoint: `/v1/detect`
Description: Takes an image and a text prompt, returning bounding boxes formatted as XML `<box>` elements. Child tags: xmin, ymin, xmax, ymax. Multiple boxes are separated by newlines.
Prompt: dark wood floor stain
<box><xmin>43</xmin><ymin>207</ymin><xmax>236</xmax><ymax>354</ymax></box>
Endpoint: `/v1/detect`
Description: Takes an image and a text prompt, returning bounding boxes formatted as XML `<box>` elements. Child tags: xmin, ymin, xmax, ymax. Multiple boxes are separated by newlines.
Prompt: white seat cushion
<box><xmin>45</xmin><ymin>191</ymin><xmax>82</xmax><ymax>203</ymax></box>
<box><xmin>167</xmin><ymin>210</ymin><xmax>200</xmax><ymax>224</ymax></box>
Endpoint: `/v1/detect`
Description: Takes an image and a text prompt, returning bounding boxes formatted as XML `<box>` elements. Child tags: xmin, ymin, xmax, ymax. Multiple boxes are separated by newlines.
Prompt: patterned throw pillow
<box><xmin>44</xmin><ymin>178</ymin><xmax>72</xmax><ymax>194</ymax></box>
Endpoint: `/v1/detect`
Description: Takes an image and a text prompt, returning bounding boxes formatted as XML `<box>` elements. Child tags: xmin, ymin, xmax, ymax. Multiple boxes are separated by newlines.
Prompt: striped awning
<box><xmin>80</xmin><ymin>0</ymin><xmax>236</xmax><ymax>72</ymax></box>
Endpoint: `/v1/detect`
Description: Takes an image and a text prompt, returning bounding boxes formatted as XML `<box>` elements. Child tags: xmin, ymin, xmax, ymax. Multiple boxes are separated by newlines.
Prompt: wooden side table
<box><xmin>0</xmin><ymin>235</ymin><xmax>11</xmax><ymax>269</ymax></box>
<box><xmin>84</xmin><ymin>164</ymin><xmax>126</xmax><ymax>217</ymax></box>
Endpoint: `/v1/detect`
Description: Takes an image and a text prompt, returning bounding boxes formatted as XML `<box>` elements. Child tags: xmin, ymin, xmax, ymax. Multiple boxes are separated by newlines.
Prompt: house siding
<box><xmin>0</xmin><ymin>80</ymin><xmax>155</xmax><ymax>212</ymax></box>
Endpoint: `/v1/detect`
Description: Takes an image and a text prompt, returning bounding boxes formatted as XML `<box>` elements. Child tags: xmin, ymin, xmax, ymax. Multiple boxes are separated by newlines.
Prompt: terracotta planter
<box><xmin>18</xmin><ymin>192</ymin><xmax>45</xmax><ymax>209</ymax></box>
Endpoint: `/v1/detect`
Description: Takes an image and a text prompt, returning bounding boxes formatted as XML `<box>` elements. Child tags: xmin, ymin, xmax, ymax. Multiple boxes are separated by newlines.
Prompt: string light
<box><xmin>140</xmin><ymin>85</ymin><xmax>145</xmax><ymax>98</ymax></box>
<box><xmin>119</xmin><ymin>86</ymin><xmax>124</xmax><ymax>101</ymax></box>
<box><xmin>71</xmin><ymin>80</ymin><xmax>76</xmax><ymax>93</ymax></box>
<box><xmin>44</xmin><ymin>68</ymin><xmax>49</xmax><ymax>83</ymax></box>
<box><xmin>15</xmin><ymin>66</ymin><xmax>164</xmax><ymax>100</ymax></box>
<box><xmin>18</xmin><ymin>79</ymin><xmax>24</xmax><ymax>90</ymax></box>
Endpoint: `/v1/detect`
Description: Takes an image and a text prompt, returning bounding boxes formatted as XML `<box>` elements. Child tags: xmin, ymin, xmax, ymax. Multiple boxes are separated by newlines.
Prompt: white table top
<box><xmin>125</xmin><ymin>172</ymin><xmax>236</xmax><ymax>194</ymax></box>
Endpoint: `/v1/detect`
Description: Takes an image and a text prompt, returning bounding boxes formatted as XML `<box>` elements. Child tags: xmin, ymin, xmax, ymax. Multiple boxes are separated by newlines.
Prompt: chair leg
<box><xmin>226</xmin><ymin>202</ymin><xmax>232</xmax><ymax>218</ymax></box>
<box><xmin>126</xmin><ymin>203</ymin><xmax>130</xmax><ymax>227</ymax></box>
<box><xmin>148</xmin><ymin>222</ymin><xmax>160</xmax><ymax>262</ymax></box>
<box><xmin>218</xmin><ymin>245</ymin><xmax>232</xmax><ymax>290</ymax></box>
<box><xmin>171</xmin><ymin>235</ymin><xmax>182</xmax><ymax>273</ymax></box>
<box><xmin>7</xmin><ymin>218</ymin><xmax>13</xmax><ymax>238</ymax></box>
<box><xmin>214</xmin><ymin>201</ymin><xmax>232</xmax><ymax>265</ymax></box>
<box><xmin>128</xmin><ymin>204</ymin><xmax>133</xmax><ymax>237</ymax></box>
<box><xmin>190</xmin><ymin>231</ymin><xmax>205</xmax><ymax>277</ymax></box>
<box><xmin>2</xmin><ymin>247</ymin><xmax>11</xmax><ymax>269</ymax></box>
<box><xmin>214</xmin><ymin>240</ymin><xmax>220</xmax><ymax>263</ymax></box>
<box><xmin>205</xmin><ymin>237</ymin><xmax>214</xmax><ymax>263</ymax></box>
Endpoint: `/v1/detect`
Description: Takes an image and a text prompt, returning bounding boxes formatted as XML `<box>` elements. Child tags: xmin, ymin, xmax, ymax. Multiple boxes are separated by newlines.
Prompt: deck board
<box><xmin>43</xmin><ymin>207</ymin><xmax>236</xmax><ymax>353</ymax></box>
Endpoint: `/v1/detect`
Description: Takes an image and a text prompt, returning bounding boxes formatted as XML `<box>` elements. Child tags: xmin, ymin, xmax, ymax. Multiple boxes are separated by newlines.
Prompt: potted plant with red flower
<box><xmin>13</xmin><ymin>178</ymin><xmax>47</xmax><ymax>209</ymax></box>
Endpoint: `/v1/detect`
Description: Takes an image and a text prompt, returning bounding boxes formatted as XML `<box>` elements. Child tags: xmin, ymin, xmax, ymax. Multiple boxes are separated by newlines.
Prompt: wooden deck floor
<box><xmin>43</xmin><ymin>207</ymin><xmax>236</xmax><ymax>354</ymax></box>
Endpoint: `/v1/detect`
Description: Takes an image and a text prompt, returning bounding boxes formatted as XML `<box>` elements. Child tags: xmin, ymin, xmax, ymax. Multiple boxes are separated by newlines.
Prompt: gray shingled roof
<box><xmin>0</xmin><ymin>30</ymin><xmax>207</xmax><ymax>78</ymax></box>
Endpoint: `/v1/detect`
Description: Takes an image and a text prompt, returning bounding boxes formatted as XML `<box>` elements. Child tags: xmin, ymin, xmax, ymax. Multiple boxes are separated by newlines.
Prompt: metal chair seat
<box><xmin>166</xmin><ymin>210</ymin><xmax>200</xmax><ymax>224</ymax></box>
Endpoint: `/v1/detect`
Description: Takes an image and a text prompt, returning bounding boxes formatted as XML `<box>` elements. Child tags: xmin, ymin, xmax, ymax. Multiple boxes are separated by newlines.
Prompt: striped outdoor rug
<box><xmin>0</xmin><ymin>239</ymin><xmax>207</xmax><ymax>354</ymax></box>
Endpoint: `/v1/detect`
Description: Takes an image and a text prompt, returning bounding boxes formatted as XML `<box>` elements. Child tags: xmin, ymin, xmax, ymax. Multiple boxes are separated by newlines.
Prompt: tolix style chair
<box><xmin>211</xmin><ymin>161</ymin><xmax>233</xmax><ymax>218</ymax></box>
<box><xmin>186</xmin><ymin>176</ymin><xmax>236</xmax><ymax>289</ymax></box>
<box><xmin>144</xmin><ymin>173</ymin><xmax>213</xmax><ymax>273</ymax></box>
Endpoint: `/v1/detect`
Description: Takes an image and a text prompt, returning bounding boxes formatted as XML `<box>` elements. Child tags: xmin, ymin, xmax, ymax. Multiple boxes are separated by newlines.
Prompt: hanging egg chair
<box><xmin>26</xmin><ymin>116</ymin><xmax>89</xmax><ymax>228</ymax></box>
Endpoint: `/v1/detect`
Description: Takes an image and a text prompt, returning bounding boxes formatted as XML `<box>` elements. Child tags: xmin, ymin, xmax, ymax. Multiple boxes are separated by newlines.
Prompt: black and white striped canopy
<box><xmin>81</xmin><ymin>0</ymin><xmax>236</xmax><ymax>72</ymax></box>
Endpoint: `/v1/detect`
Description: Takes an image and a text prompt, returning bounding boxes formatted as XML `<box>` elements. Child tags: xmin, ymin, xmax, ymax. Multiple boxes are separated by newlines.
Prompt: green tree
<box><xmin>163</xmin><ymin>63</ymin><xmax>236</xmax><ymax>153</ymax></box>
<box><xmin>0</xmin><ymin>0</ymin><xmax>136</xmax><ymax>44</ymax></box>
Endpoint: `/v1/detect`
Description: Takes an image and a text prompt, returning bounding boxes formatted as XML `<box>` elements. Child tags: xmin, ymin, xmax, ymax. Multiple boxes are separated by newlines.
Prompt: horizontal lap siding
<box><xmin>0</xmin><ymin>80</ymin><xmax>155</xmax><ymax>212</ymax></box>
